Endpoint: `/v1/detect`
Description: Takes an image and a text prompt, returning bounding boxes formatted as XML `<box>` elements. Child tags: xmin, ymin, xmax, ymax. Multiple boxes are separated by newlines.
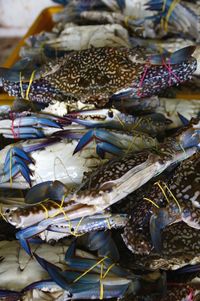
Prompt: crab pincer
<box><xmin>0</xmin><ymin>146</ymin><xmax>33</xmax><ymax>186</ymax></box>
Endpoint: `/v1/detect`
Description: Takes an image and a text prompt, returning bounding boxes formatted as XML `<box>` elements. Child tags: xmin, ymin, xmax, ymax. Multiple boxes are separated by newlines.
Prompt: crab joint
<box><xmin>73</xmin><ymin>256</ymin><xmax>115</xmax><ymax>300</ymax></box>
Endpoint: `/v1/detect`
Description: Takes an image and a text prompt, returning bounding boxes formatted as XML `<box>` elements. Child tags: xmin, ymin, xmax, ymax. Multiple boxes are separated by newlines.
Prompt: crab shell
<box><xmin>2</xmin><ymin>46</ymin><xmax>197</xmax><ymax>106</ymax></box>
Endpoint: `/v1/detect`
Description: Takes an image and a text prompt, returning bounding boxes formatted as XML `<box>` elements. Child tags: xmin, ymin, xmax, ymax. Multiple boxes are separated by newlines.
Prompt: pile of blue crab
<box><xmin>0</xmin><ymin>0</ymin><xmax>200</xmax><ymax>300</ymax></box>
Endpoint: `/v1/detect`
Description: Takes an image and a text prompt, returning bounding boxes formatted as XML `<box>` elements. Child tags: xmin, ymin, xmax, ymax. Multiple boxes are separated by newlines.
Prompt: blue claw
<box><xmin>16</xmin><ymin>220</ymin><xmax>50</xmax><ymax>255</ymax></box>
<box><xmin>65</xmin><ymin>240</ymin><xmax>101</xmax><ymax>271</ymax></box>
<box><xmin>18</xmin><ymin>116</ymin><xmax>61</xmax><ymax>129</ymax></box>
<box><xmin>22</xmin><ymin>279</ymin><xmax>59</xmax><ymax>293</ymax></box>
<box><xmin>35</xmin><ymin>253</ymin><xmax>101</xmax><ymax>291</ymax></box>
<box><xmin>5</xmin><ymin>147</ymin><xmax>33</xmax><ymax>166</ymax></box>
<box><xmin>73</xmin><ymin>129</ymin><xmax>95</xmax><ymax>154</ymax></box>
<box><xmin>4</xmin><ymin>156</ymin><xmax>32</xmax><ymax>175</ymax></box>
<box><xmin>87</xmin><ymin>231</ymin><xmax>120</xmax><ymax>261</ymax></box>
<box><xmin>177</xmin><ymin>113</ymin><xmax>190</xmax><ymax>126</ymax></box>
<box><xmin>16</xmin><ymin>228</ymin><xmax>35</xmax><ymax>256</ymax></box>
<box><xmin>35</xmin><ymin>254</ymin><xmax>98</xmax><ymax>285</ymax></box>
<box><xmin>96</xmin><ymin>142</ymin><xmax>124</xmax><ymax>158</ymax></box>
<box><xmin>34</xmin><ymin>253</ymin><xmax>71</xmax><ymax>290</ymax></box>
<box><xmin>4</xmin><ymin>158</ymin><xmax>32</xmax><ymax>186</ymax></box>
<box><xmin>65</xmin><ymin>239</ymin><xmax>76</xmax><ymax>260</ymax></box>
<box><xmin>65</xmin><ymin>240</ymin><xmax>130</xmax><ymax>278</ymax></box>
<box><xmin>0</xmin><ymin>163</ymin><xmax>32</xmax><ymax>186</ymax></box>
<box><xmin>149</xmin><ymin>46</ymin><xmax>196</xmax><ymax>66</ymax></box>
<box><xmin>73</xmin><ymin>129</ymin><xmax>124</xmax><ymax>156</ymax></box>
<box><xmin>1</xmin><ymin>147</ymin><xmax>33</xmax><ymax>186</ymax></box>
<box><xmin>149</xmin><ymin>208</ymin><xmax>172</xmax><ymax>253</ymax></box>
<box><xmin>25</xmin><ymin>180</ymin><xmax>68</xmax><ymax>204</ymax></box>
<box><xmin>34</xmin><ymin>254</ymin><xmax>130</xmax><ymax>299</ymax></box>
<box><xmin>170</xmin><ymin>46</ymin><xmax>196</xmax><ymax>64</ymax></box>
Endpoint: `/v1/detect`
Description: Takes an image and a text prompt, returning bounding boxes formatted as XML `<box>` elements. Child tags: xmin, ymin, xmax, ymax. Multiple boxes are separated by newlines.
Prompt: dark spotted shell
<box><xmin>2</xmin><ymin>47</ymin><xmax>197</xmax><ymax>106</ymax></box>
<box><xmin>121</xmin><ymin>152</ymin><xmax>200</xmax><ymax>256</ymax></box>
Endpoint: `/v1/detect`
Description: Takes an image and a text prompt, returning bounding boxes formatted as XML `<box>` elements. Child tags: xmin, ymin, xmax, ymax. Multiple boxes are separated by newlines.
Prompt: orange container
<box><xmin>0</xmin><ymin>6</ymin><xmax>62</xmax><ymax>105</ymax></box>
<box><xmin>3</xmin><ymin>6</ymin><xmax>62</xmax><ymax>68</ymax></box>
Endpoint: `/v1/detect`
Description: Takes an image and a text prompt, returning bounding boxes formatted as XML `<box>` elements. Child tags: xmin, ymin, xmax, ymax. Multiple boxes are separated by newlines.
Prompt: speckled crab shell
<box><xmin>2</xmin><ymin>46</ymin><xmax>197</xmax><ymax>106</ymax></box>
<box><xmin>121</xmin><ymin>151</ymin><xmax>200</xmax><ymax>257</ymax></box>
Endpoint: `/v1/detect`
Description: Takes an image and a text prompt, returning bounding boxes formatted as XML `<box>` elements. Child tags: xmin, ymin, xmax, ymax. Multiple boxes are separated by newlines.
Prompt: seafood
<box><xmin>120</xmin><ymin>151</ymin><xmax>200</xmax><ymax>256</ymax></box>
<box><xmin>0</xmin><ymin>126</ymin><xmax>157</xmax><ymax>189</ymax></box>
<box><xmin>0</xmin><ymin>1</ymin><xmax>200</xmax><ymax>299</ymax></box>
<box><xmin>0</xmin><ymin>46</ymin><xmax>197</xmax><ymax>107</ymax></box>
<box><xmin>0</xmin><ymin>107</ymin><xmax>172</xmax><ymax>138</ymax></box>
<box><xmin>0</xmin><ymin>240</ymin><xmax>99</xmax><ymax>300</ymax></box>
<box><xmin>150</xmin><ymin>153</ymin><xmax>200</xmax><ymax>252</ymax></box>
<box><xmin>44</xmin><ymin>24</ymin><xmax>131</xmax><ymax>51</ymax></box>
<box><xmin>145</xmin><ymin>0</ymin><xmax>199</xmax><ymax>39</ymax></box>
<box><xmin>0</xmin><ymin>236</ymin><xmax>166</xmax><ymax>301</ymax></box>
<box><xmin>155</xmin><ymin>97</ymin><xmax>200</xmax><ymax>128</ymax></box>
<box><xmin>3</xmin><ymin>118</ymin><xmax>199</xmax><ymax>254</ymax></box>
<box><xmin>2</xmin><ymin>233</ymin><xmax>199</xmax><ymax>301</ymax></box>
<box><xmin>15</xmin><ymin>212</ymin><xmax>128</xmax><ymax>254</ymax></box>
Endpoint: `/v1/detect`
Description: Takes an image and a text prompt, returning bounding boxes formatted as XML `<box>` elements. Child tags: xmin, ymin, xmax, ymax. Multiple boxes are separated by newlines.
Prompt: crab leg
<box><xmin>0</xmin><ymin>113</ymin><xmax>62</xmax><ymax>139</ymax></box>
<box><xmin>34</xmin><ymin>251</ymin><xmax>131</xmax><ymax>299</ymax></box>
<box><xmin>73</xmin><ymin>129</ymin><xmax>125</xmax><ymax>156</ymax></box>
<box><xmin>15</xmin><ymin>213</ymin><xmax>128</xmax><ymax>255</ymax></box>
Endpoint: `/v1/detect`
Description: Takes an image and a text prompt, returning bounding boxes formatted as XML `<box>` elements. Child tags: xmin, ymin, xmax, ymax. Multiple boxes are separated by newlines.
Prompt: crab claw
<box><xmin>4</xmin><ymin>147</ymin><xmax>33</xmax><ymax>166</ymax></box>
<box><xmin>25</xmin><ymin>180</ymin><xmax>68</xmax><ymax>204</ymax></box>
<box><xmin>149</xmin><ymin>46</ymin><xmax>196</xmax><ymax>65</ymax></box>
<box><xmin>65</xmin><ymin>240</ymin><xmax>130</xmax><ymax>278</ymax></box>
<box><xmin>149</xmin><ymin>208</ymin><xmax>175</xmax><ymax>253</ymax></box>
<box><xmin>0</xmin><ymin>147</ymin><xmax>33</xmax><ymax>186</ymax></box>
<box><xmin>16</xmin><ymin>222</ymin><xmax>48</xmax><ymax>256</ymax></box>
<box><xmin>1</xmin><ymin>114</ymin><xmax>62</xmax><ymax>139</ymax></box>
<box><xmin>177</xmin><ymin>118</ymin><xmax>200</xmax><ymax>149</ymax></box>
<box><xmin>22</xmin><ymin>279</ymin><xmax>61</xmax><ymax>293</ymax></box>
<box><xmin>73</xmin><ymin>129</ymin><xmax>124</xmax><ymax>157</ymax></box>
<box><xmin>34</xmin><ymin>253</ymin><xmax>130</xmax><ymax>299</ymax></box>
<box><xmin>167</xmin><ymin>263</ymin><xmax>200</xmax><ymax>284</ymax></box>
<box><xmin>15</xmin><ymin>115</ymin><xmax>61</xmax><ymax>129</ymax></box>
<box><xmin>177</xmin><ymin>113</ymin><xmax>190</xmax><ymax>126</ymax></box>
<box><xmin>85</xmin><ymin>231</ymin><xmax>120</xmax><ymax>261</ymax></box>
<box><xmin>65</xmin><ymin>109</ymin><xmax>124</xmax><ymax>129</ymax></box>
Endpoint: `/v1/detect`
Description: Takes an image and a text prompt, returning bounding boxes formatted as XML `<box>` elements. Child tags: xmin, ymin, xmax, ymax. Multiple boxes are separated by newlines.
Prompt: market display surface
<box><xmin>0</xmin><ymin>0</ymin><xmax>200</xmax><ymax>300</ymax></box>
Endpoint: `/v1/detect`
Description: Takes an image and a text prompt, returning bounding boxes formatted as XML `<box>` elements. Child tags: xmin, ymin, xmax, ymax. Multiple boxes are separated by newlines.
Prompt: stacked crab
<box><xmin>0</xmin><ymin>0</ymin><xmax>200</xmax><ymax>300</ymax></box>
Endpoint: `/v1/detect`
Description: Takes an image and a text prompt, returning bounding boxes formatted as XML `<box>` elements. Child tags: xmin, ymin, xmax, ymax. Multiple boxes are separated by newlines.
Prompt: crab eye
<box><xmin>108</xmin><ymin>110</ymin><xmax>113</xmax><ymax>118</ymax></box>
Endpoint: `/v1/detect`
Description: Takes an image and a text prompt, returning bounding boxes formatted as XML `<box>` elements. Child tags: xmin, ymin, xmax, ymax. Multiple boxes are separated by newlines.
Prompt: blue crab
<box><xmin>0</xmin><ymin>107</ymin><xmax>172</xmax><ymax>139</ymax></box>
<box><xmin>0</xmin><ymin>233</ymin><xmax>167</xmax><ymax>301</ymax></box>
<box><xmin>149</xmin><ymin>151</ymin><xmax>200</xmax><ymax>253</ymax></box>
<box><xmin>0</xmin><ymin>124</ymin><xmax>157</xmax><ymax>189</ymax></box>
<box><xmin>2</xmin><ymin>118</ymin><xmax>199</xmax><ymax>254</ymax></box>
<box><xmin>120</xmin><ymin>151</ymin><xmax>200</xmax><ymax>256</ymax></box>
<box><xmin>0</xmin><ymin>46</ymin><xmax>197</xmax><ymax>107</ymax></box>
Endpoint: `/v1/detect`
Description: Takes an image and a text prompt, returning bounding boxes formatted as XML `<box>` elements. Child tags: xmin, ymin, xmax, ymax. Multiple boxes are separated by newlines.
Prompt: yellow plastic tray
<box><xmin>4</xmin><ymin>6</ymin><xmax>62</xmax><ymax>68</ymax></box>
<box><xmin>0</xmin><ymin>6</ymin><xmax>62</xmax><ymax>105</ymax></box>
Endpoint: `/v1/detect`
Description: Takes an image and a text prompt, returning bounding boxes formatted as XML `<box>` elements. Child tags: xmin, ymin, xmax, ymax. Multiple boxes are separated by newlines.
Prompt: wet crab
<box><xmin>0</xmin><ymin>46</ymin><xmax>197</xmax><ymax>107</ymax></box>
<box><xmin>2</xmin><ymin>118</ymin><xmax>199</xmax><ymax>254</ymax></box>
<box><xmin>0</xmin><ymin>125</ymin><xmax>157</xmax><ymax>189</ymax></box>
<box><xmin>120</xmin><ymin>151</ymin><xmax>200</xmax><ymax>257</ymax></box>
